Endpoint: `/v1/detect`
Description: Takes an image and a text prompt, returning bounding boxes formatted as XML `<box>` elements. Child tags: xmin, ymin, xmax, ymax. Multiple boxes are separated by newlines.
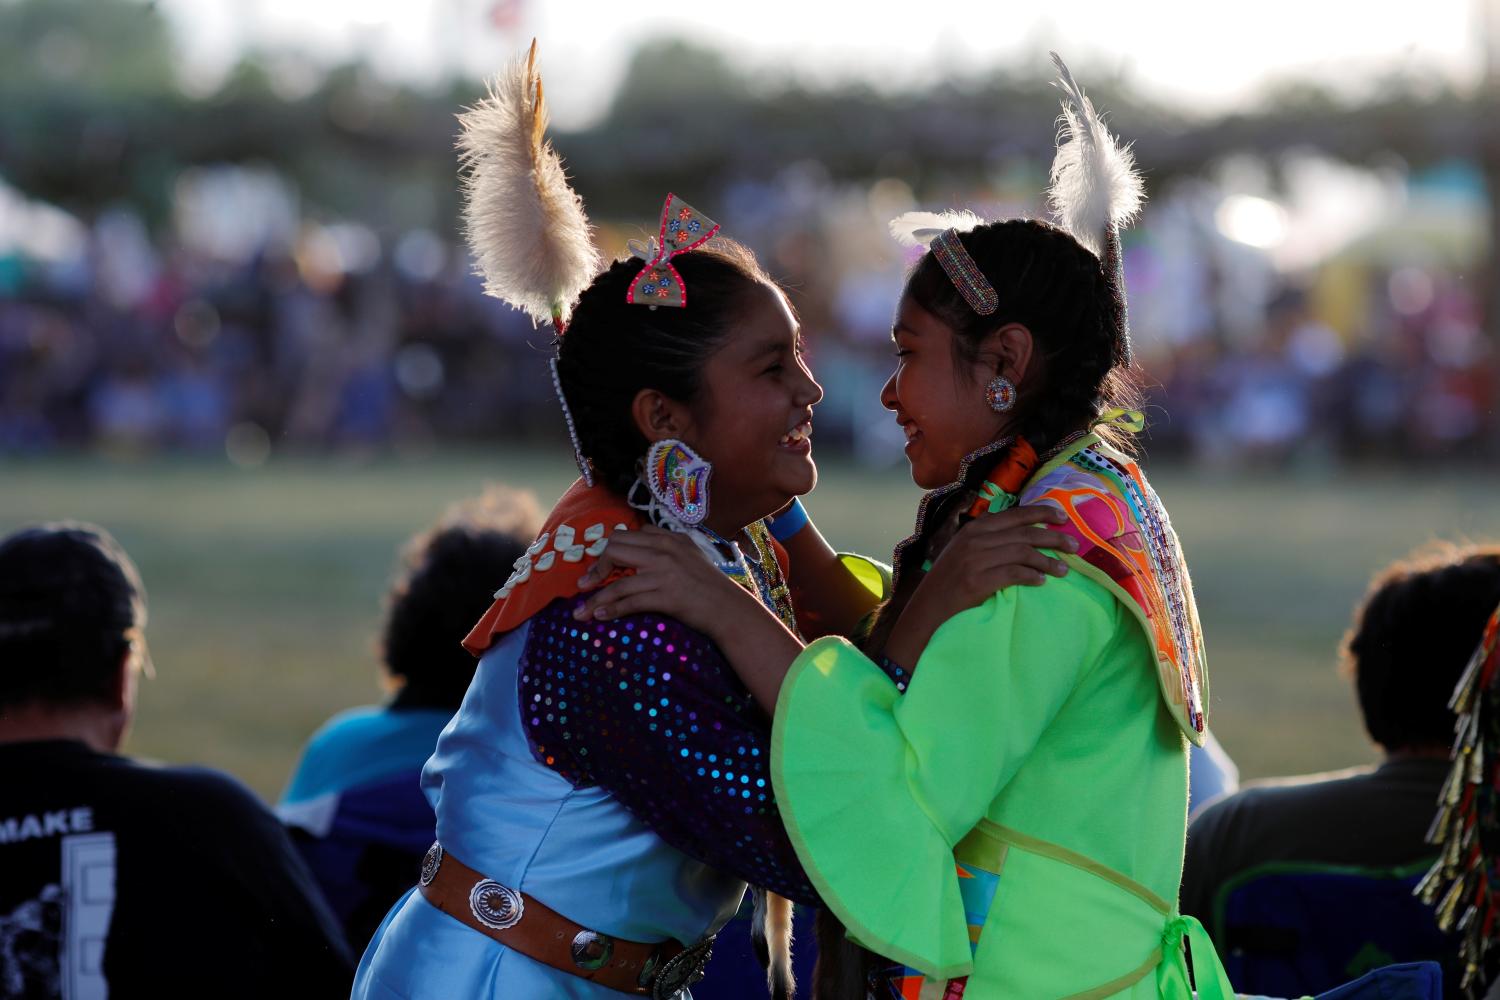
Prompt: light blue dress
<box><xmin>351</xmin><ymin>619</ymin><xmax>748</xmax><ymax>999</ymax></box>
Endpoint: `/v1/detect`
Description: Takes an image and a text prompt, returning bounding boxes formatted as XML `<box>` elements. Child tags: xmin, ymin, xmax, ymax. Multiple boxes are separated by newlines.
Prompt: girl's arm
<box><xmin>883</xmin><ymin>507</ymin><xmax>1075</xmax><ymax>670</ymax></box>
<box><xmin>766</xmin><ymin>500</ymin><xmax>883</xmax><ymax>641</ymax></box>
<box><xmin>576</xmin><ymin>506</ymin><xmax>1071</xmax><ymax>714</ymax></box>
<box><xmin>577</xmin><ymin>528</ymin><xmax>803</xmax><ymax>712</ymax></box>
<box><xmin>528</xmin><ymin>596</ymin><xmax>816</xmax><ymax>903</ymax></box>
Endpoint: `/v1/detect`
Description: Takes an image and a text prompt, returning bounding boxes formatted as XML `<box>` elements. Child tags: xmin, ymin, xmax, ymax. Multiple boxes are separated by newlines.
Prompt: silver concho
<box><xmin>468</xmin><ymin>879</ymin><xmax>524</xmax><ymax>931</ymax></box>
<box><xmin>651</xmin><ymin>938</ymin><xmax>713</xmax><ymax>1000</ymax></box>
<box><xmin>418</xmin><ymin>842</ymin><xmax>443</xmax><ymax>887</ymax></box>
<box><xmin>570</xmin><ymin>929</ymin><xmax>615</xmax><ymax>971</ymax></box>
<box><xmin>635</xmin><ymin>950</ymin><xmax>661</xmax><ymax>989</ymax></box>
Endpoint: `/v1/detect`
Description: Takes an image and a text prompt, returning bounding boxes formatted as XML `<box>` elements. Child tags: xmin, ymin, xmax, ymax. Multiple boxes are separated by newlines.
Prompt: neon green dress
<box><xmin>771</xmin><ymin>432</ymin><xmax>1234</xmax><ymax>999</ymax></box>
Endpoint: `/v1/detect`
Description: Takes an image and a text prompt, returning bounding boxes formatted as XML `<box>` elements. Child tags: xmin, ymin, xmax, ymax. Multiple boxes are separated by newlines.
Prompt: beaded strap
<box><xmin>550</xmin><ymin>356</ymin><xmax>594</xmax><ymax>487</ymax></box>
<box><xmin>931</xmin><ymin>228</ymin><xmax>998</xmax><ymax>316</ymax></box>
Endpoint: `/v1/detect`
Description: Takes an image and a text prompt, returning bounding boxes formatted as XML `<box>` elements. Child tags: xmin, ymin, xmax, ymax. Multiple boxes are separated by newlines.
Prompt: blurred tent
<box><xmin>1339</xmin><ymin>163</ymin><xmax>1489</xmax><ymax>266</ymax></box>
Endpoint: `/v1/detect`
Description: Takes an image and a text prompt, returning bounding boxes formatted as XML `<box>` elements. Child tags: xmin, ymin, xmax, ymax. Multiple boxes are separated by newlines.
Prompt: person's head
<box><xmin>0</xmin><ymin>522</ymin><xmax>149</xmax><ymax>751</ymax></box>
<box><xmin>556</xmin><ymin>237</ymin><xmax>823</xmax><ymax>536</ymax></box>
<box><xmin>381</xmin><ymin>487</ymin><xmax>542</xmax><ymax>709</ymax></box>
<box><xmin>882</xmin><ymin>219</ymin><xmax>1136</xmax><ymax>489</ymax></box>
<box><xmin>1342</xmin><ymin>542</ymin><xmax>1500</xmax><ymax>756</ymax></box>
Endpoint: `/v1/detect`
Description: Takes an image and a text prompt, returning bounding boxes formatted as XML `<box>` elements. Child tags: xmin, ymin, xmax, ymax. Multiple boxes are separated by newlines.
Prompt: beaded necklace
<box><xmin>700</xmin><ymin>522</ymin><xmax>799</xmax><ymax>635</ymax></box>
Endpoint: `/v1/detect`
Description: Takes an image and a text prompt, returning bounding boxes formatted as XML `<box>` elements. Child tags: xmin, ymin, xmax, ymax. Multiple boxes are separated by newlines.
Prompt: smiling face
<box><xmin>678</xmin><ymin>282</ymin><xmax>823</xmax><ymax>533</ymax></box>
<box><xmin>882</xmin><ymin>294</ymin><xmax>1015</xmax><ymax>489</ymax></box>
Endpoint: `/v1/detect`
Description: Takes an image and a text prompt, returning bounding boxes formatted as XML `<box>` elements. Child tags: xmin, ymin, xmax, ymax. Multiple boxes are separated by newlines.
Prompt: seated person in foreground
<box><xmin>1181</xmin><ymin>542</ymin><xmax>1500</xmax><ymax>997</ymax></box>
<box><xmin>0</xmin><ymin>522</ymin><xmax>352</xmax><ymax>996</ymax></box>
<box><xmin>279</xmin><ymin>487</ymin><xmax>540</xmax><ymax>954</ymax></box>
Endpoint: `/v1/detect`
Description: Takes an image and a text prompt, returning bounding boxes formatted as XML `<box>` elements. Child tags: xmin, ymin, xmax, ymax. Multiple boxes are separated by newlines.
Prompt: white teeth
<box><xmin>903</xmin><ymin>424</ymin><xmax>918</xmax><ymax>442</ymax></box>
<box><xmin>780</xmin><ymin>422</ymin><xmax>812</xmax><ymax>446</ymax></box>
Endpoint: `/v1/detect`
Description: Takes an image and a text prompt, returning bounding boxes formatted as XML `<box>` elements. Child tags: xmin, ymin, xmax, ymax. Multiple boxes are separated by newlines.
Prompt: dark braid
<box><xmin>554</xmin><ymin>238</ymin><xmax>773</xmax><ymax>496</ymax></box>
<box><xmin>1101</xmin><ymin>226</ymin><xmax>1132</xmax><ymax>367</ymax></box>
<box><xmin>812</xmin><ymin>908</ymin><xmax>881</xmax><ymax>1000</ymax></box>
<box><xmin>904</xmin><ymin>219</ymin><xmax>1139</xmax><ymax>455</ymax></box>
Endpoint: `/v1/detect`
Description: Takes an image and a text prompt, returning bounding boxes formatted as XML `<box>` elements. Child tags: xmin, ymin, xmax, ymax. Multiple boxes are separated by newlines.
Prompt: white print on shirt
<box><xmin>0</xmin><ymin>831</ymin><xmax>114</xmax><ymax>1000</ymax></box>
<box><xmin>0</xmin><ymin>883</ymin><xmax>63</xmax><ymax>997</ymax></box>
<box><xmin>0</xmin><ymin>809</ymin><xmax>93</xmax><ymax>844</ymax></box>
<box><xmin>61</xmin><ymin>833</ymin><xmax>113</xmax><ymax>1000</ymax></box>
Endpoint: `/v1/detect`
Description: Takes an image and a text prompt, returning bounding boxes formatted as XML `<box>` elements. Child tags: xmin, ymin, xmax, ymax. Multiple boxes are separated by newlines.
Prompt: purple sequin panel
<box><xmin>519</xmin><ymin>597</ymin><xmax>817</xmax><ymax>905</ymax></box>
<box><xmin>877</xmin><ymin>655</ymin><xmax>910</xmax><ymax>693</ymax></box>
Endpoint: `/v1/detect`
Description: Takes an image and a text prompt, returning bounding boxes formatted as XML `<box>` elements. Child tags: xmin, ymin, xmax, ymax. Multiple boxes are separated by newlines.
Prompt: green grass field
<box><xmin>3</xmin><ymin>450</ymin><xmax>1497</xmax><ymax>803</ymax></box>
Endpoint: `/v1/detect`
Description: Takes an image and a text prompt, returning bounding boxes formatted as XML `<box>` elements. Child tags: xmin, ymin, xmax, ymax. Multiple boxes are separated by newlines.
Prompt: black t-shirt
<box><xmin>0</xmin><ymin>740</ymin><xmax>353</xmax><ymax>998</ymax></box>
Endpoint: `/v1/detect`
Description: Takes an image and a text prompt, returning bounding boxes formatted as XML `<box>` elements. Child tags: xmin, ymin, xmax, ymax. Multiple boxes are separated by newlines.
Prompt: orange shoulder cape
<box><xmin>461</xmin><ymin>479</ymin><xmax>794</xmax><ymax>656</ymax></box>
<box><xmin>462</xmin><ymin>479</ymin><xmax>642</xmax><ymax>655</ymax></box>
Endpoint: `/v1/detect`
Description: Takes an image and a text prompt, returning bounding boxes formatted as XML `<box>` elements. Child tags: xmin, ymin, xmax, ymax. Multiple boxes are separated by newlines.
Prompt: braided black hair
<box><xmin>554</xmin><ymin>238</ymin><xmax>774</xmax><ymax>496</ymax></box>
<box><xmin>903</xmin><ymin>219</ymin><xmax>1138</xmax><ymax>454</ymax></box>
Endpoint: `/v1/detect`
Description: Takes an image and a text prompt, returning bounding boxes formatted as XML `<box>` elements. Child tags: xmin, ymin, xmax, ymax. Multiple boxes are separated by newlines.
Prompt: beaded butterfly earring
<box><xmin>645</xmin><ymin>439</ymin><xmax>712</xmax><ymax>527</ymax></box>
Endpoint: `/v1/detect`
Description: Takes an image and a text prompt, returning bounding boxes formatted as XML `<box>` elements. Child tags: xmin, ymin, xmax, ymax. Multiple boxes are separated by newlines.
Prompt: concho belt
<box><xmin>417</xmin><ymin>842</ymin><xmax>713</xmax><ymax>998</ymax></box>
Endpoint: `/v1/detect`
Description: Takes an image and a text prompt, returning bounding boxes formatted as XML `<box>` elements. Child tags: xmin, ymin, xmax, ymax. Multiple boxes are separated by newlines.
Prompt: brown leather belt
<box><xmin>415</xmin><ymin>843</ymin><xmax>713</xmax><ymax>998</ymax></box>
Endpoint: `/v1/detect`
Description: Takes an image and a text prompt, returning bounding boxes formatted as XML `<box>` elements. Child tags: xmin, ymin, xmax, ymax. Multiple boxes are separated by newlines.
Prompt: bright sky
<box><xmin>160</xmin><ymin>0</ymin><xmax>1491</xmax><ymax>128</ymax></box>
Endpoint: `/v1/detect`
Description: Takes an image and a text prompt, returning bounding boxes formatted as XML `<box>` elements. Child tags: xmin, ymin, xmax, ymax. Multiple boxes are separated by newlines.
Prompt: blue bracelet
<box><xmin>767</xmin><ymin>497</ymin><xmax>810</xmax><ymax>542</ymax></box>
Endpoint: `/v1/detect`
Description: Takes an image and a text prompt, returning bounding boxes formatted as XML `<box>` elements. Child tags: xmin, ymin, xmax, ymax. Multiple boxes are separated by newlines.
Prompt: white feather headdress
<box><xmin>1045</xmin><ymin>52</ymin><xmax>1144</xmax><ymax>258</ymax></box>
<box><xmin>888</xmin><ymin>209</ymin><xmax>987</xmax><ymax>249</ymax></box>
<box><xmin>457</xmin><ymin>41</ymin><xmax>600</xmax><ymax>328</ymax></box>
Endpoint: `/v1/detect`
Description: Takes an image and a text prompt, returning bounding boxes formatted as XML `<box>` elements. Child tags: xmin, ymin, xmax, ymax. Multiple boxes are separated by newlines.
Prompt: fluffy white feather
<box><xmin>1045</xmin><ymin>52</ymin><xmax>1144</xmax><ymax>258</ymax></box>
<box><xmin>457</xmin><ymin>41</ymin><xmax>600</xmax><ymax>328</ymax></box>
<box><xmin>888</xmin><ymin>209</ymin><xmax>986</xmax><ymax>248</ymax></box>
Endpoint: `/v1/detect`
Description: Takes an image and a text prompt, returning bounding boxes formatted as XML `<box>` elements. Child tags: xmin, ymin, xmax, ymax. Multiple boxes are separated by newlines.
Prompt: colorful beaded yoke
<box><xmin>1017</xmin><ymin>438</ymin><xmax>1209</xmax><ymax>743</ymax></box>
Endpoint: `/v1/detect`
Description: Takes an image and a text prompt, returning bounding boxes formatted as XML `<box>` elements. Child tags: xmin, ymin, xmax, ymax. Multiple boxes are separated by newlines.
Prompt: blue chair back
<box><xmin>1212</xmin><ymin>862</ymin><xmax>1457</xmax><ymax>998</ymax></box>
<box><xmin>1312</xmin><ymin>961</ymin><xmax>1443</xmax><ymax>1000</ymax></box>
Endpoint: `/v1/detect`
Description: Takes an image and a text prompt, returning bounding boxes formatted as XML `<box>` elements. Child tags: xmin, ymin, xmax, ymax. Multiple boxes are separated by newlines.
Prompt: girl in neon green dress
<box><xmin>579</xmin><ymin>55</ymin><xmax>1235</xmax><ymax>999</ymax></box>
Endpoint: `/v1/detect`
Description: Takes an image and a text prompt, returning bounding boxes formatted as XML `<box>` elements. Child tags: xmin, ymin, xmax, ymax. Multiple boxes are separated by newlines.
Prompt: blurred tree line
<box><xmin>1</xmin><ymin>0</ymin><xmax>1497</xmax><ymax>356</ymax></box>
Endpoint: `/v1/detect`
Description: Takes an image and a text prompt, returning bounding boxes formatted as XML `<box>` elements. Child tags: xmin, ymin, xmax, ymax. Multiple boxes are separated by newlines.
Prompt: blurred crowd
<box><xmin>1141</xmin><ymin>281</ymin><xmax>1495</xmax><ymax>465</ymax></box>
<box><xmin>0</xmin><ymin>213</ymin><xmax>549</xmax><ymax>461</ymax></box>
<box><xmin>1</xmin><ymin>180</ymin><xmax>1494</xmax><ymax>467</ymax></box>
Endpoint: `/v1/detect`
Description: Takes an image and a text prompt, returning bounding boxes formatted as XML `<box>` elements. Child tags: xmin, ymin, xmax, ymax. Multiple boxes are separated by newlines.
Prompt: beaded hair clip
<box><xmin>626</xmin><ymin>194</ymin><xmax>721</xmax><ymax>309</ymax></box>
<box><xmin>930</xmin><ymin>228</ymin><xmax>998</xmax><ymax>316</ymax></box>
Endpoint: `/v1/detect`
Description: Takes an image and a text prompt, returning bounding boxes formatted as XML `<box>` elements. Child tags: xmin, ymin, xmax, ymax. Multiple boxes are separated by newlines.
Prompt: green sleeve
<box><xmin>836</xmin><ymin>552</ymin><xmax>893</xmax><ymax>602</ymax></box>
<box><xmin>836</xmin><ymin>552</ymin><xmax>893</xmax><ymax>643</ymax></box>
<box><xmin>769</xmin><ymin>574</ymin><xmax>1120</xmax><ymax>979</ymax></box>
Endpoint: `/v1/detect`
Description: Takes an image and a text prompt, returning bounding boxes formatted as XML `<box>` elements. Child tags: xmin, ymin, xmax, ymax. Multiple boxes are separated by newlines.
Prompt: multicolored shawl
<box><xmin>1013</xmin><ymin>434</ymin><xmax>1209</xmax><ymax>744</ymax></box>
<box><xmin>1418</xmin><ymin>600</ymin><xmax>1500</xmax><ymax>996</ymax></box>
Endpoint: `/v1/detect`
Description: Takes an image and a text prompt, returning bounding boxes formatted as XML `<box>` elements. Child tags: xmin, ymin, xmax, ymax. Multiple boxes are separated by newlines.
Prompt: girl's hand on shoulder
<box><xmin>572</xmin><ymin>526</ymin><xmax>753</xmax><ymax>640</ymax></box>
<box><xmin>884</xmin><ymin>505</ymin><xmax>1076</xmax><ymax>672</ymax></box>
<box><xmin>922</xmin><ymin>504</ymin><xmax>1076</xmax><ymax>614</ymax></box>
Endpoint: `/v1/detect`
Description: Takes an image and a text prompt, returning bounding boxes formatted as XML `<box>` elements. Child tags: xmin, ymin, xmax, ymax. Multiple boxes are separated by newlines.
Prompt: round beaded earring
<box><xmin>986</xmin><ymin>375</ymin><xmax>1017</xmax><ymax>413</ymax></box>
